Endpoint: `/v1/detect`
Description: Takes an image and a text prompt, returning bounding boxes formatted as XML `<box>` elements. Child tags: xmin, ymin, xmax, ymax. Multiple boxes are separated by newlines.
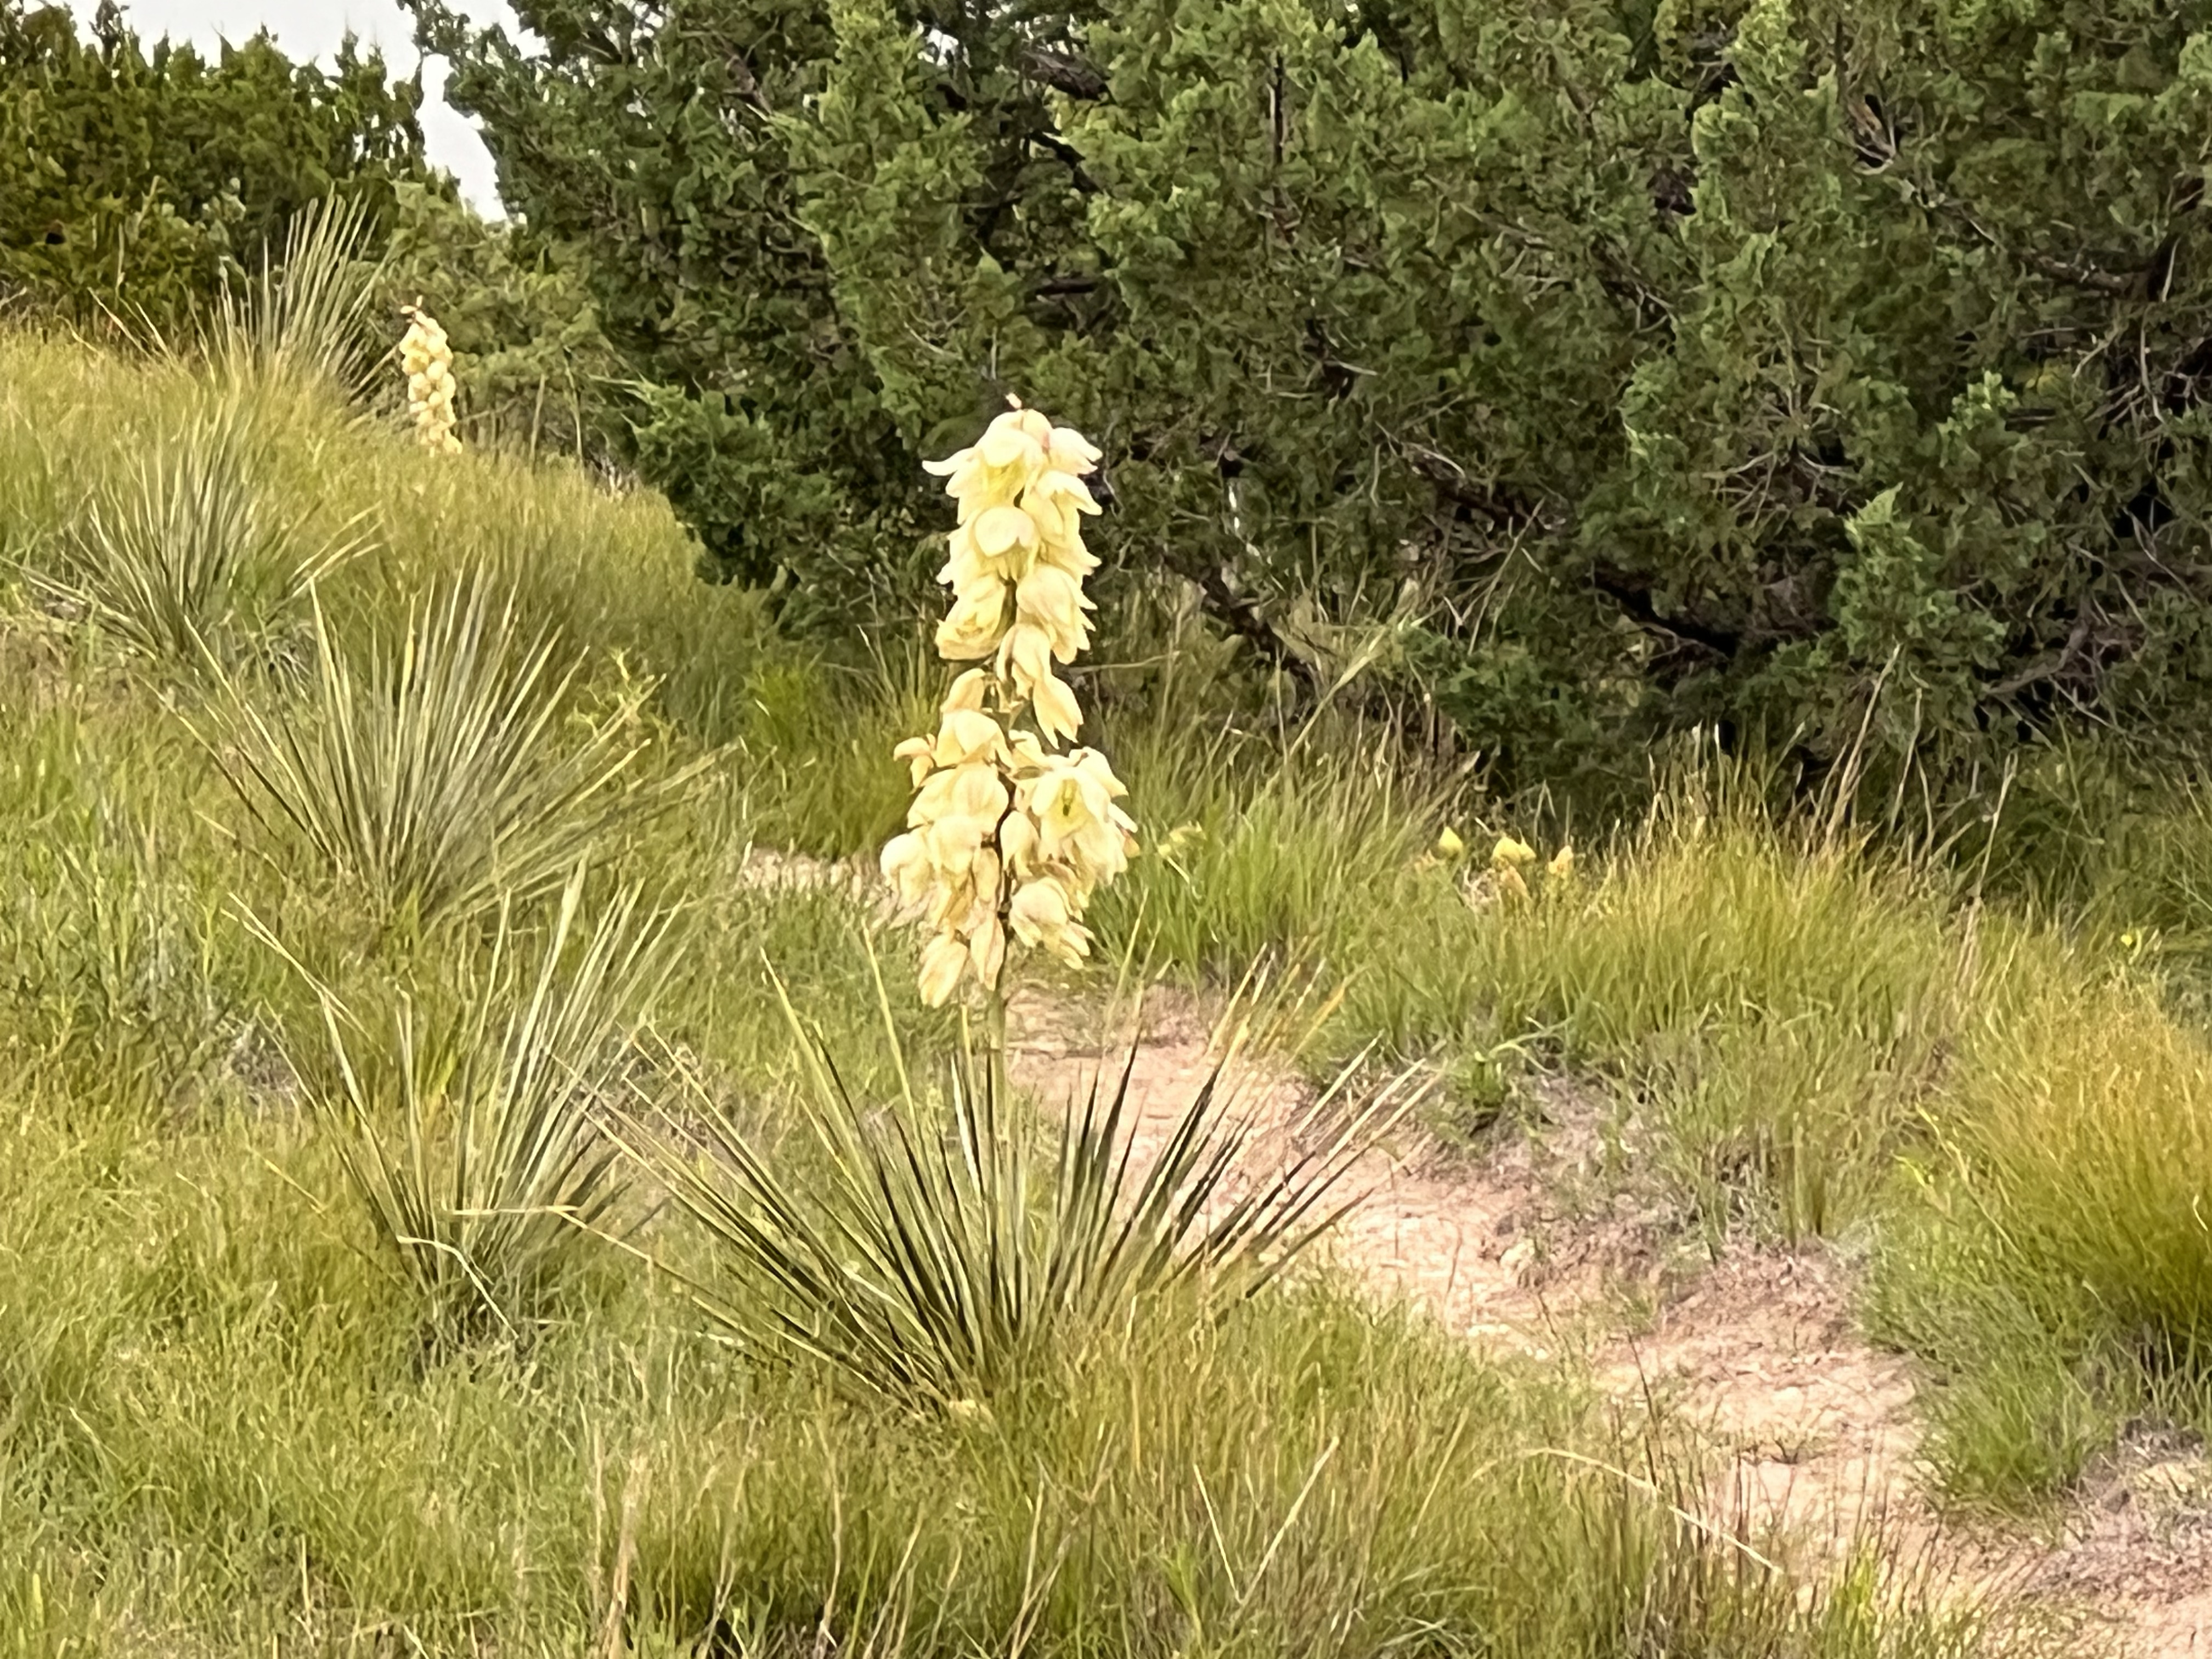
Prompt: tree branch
<box><xmin>1014</xmin><ymin>46</ymin><xmax>1106</xmax><ymax>100</ymax></box>
<box><xmin>1588</xmin><ymin>562</ymin><xmax>1742</xmax><ymax>657</ymax></box>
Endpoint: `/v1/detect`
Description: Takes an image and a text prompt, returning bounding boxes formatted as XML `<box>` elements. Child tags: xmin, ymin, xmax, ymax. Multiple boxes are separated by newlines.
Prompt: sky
<box><xmin>75</xmin><ymin>0</ymin><xmax>516</xmax><ymax>215</ymax></box>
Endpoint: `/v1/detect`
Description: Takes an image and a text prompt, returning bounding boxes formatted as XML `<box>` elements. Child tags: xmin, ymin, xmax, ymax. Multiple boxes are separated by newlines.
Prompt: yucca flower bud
<box><xmin>888</xmin><ymin>399</ymin><xmax>1135</xmax><ymax>1007</ymax></box>
<box><xmin>397</xmin><ymin>305</ymin><xmax>462</xmax><ymax>455</ymax></box>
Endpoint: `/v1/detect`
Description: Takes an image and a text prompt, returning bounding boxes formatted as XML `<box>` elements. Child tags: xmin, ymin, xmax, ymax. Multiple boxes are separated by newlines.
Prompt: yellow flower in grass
<box><xmin>887</xmin><ymin>398</ymin><xmax>1132</xmax><ymax>1007</ymax></box>
<box><xmin>397</xmin><ymin>305</ymin><xmax>462</xmax><ymax>455</ymax></box>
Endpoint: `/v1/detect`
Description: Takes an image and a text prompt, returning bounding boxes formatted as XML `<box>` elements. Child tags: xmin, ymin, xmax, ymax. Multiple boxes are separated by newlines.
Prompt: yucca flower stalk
<box><xmin>398</xmin><ymin>304</ymin><xmax>461</xmax><ymax>454</ymax></box>
<box><xmin>882</xmin><ymin>400</ymin><xmax>1136</xmax><ymax>1014</ymax></box>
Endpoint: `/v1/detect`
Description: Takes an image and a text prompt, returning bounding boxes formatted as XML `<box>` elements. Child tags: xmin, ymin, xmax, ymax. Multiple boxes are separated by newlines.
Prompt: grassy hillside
<box><xmin>4</xmin><ymin>327</ymin><xmax>2212</xmax><ymax>1651</ymax></box>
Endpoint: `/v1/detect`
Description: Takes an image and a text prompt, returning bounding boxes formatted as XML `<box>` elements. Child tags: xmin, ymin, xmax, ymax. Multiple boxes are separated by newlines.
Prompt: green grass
<box><xmin>1081</xmin><ymin>701</ymin><xmax>2212</xmax><ymax>1507</ymax></box>
<box><xmin>0</xmin><ymin>1103</ymin><xmax>1995</xmax><ymax>1656</ymax></box>
<box><xmin>8</xmin><ymin>316</ymin><xmax>2208</xmax><ymax>1644</ymax></box>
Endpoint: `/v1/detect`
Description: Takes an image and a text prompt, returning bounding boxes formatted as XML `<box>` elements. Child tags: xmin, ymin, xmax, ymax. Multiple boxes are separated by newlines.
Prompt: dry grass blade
<box><xmin>623</xmin><ymin>979</ymin><xmax>1421</xmax><ymax>1409</ymax></box>
<box><xmin>202</xmin><ymin>577</ymin><xmax>686</xmax><ymax>927</ymax></box>
<box><xmin>267</xmin><ymin>866</ymin><xmax>678</xmax><ymax>1344</ymax></box>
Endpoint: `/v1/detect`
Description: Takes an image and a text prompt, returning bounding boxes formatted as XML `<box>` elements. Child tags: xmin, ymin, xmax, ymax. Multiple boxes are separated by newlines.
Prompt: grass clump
<box><xmin>1870</xmin><ymin>960</ymin><xmax>2212</xmax><ymax>1507</ymax></box>
<box><xmin>1100</xmin><ymin>735</ymin><xmax>1971</xmax><ymax>1245</ymax></box>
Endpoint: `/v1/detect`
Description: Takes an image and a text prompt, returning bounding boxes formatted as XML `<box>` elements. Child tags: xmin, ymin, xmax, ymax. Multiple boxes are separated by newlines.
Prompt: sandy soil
<box><xmin>1007</xmin><ymin>990</ymin><xmax>2212</xmax><ymax>1658</ymax></box>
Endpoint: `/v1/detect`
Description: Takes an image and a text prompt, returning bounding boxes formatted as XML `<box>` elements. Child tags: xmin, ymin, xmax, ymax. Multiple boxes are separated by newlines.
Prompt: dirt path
<box><xmin>1007</xmin><ymin>993</ymin><xmax>2212</xmax><ymax>1658</ymax></box>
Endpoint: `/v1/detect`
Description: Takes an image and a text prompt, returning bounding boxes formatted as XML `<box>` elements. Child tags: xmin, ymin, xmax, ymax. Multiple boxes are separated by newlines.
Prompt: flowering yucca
<box><xmin>883</xmin><ymin>401</ymin><xmax>1136</xmax><ymax>1008</ymax></box>
<box><xmin>397</xmin><ymin>305</ymin><xmax>461</xmax><ymax>454</ymax></box>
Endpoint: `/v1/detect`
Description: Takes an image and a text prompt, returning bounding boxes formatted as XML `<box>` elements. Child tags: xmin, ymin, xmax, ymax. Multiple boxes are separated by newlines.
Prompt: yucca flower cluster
<box><xmin>397</xmin><ymin>306</ymin><xmax>461</xmax><ymax>455</ymax></box>
<box><xmin>1429</xmin><ymin>827</ymin><xmax>1572</xmax><ymax>901</ymax></box>
<box><xmin>1486</xmin><ymin>833</ymin><xmax>1573</xmax><ymax>901</ymax></box>
<box><xmin>883</xmin><ymin>402</ymin><xmax>1137</xmax><ymax>1008</ymax></box>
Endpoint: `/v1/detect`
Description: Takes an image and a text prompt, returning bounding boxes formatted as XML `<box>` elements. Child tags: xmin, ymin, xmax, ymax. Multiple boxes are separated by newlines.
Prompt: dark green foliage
<box><xmin>0</xmin><ymin>0</ymin><xmax>431</xmax><ymax>331</ymax></box>
<box><xmin>375</xmin><ymin>182</ymin><xmax>626</xmax><ymax>462</ymax></box>
<box><xmin>425</xmin><ymin>0</ymin><xmax>2212</xmax><ymax>795</ymax></box>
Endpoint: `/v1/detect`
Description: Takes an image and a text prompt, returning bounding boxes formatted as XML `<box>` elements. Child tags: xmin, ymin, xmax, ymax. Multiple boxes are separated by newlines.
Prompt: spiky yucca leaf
<box><xmin>27</xmin><ymin>394</ymin><xmax>355</xmax><ymax>673</ymax></box>
<box><xmin>282</xmin><ymin>867</ymin><xmax>676</xmax><ymax>1342</ymax></box>
<box><xmin>212</xmin><ymin>194</ymin><xmax>383</xmax><ymax>396</ymax></box>
<box><xmin>629</xmin><ymin>990</ymin><xmax>1419</xmax><ymax>1409</ymax></box>
<box><xmin>204</xmin><ymin>579</ymin><xmax>687</xmax><ymax>927</ymax></box>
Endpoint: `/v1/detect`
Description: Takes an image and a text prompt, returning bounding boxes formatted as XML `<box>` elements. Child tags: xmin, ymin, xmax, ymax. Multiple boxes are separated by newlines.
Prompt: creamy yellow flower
<box><xmin>998</xmin><ymin>809</ymin><xmax>1039</xmax><ymax>875</ymax></box>
<box><xmin>924</xmin><ymin>409</ymin><xmax>1052</xmax><ymax>510</ymax></box>
<box><xmin>881</xmin><ymin>831</ymin><xmax>933</xmax><ymax>908</ymax></box>
<box><xmin>973</xmin><ymin>504</ymin><xmax>1040</xmax><ymax>564</ymax></box>
<box><xmin>1015</xmin><ymin>565</ymin><xmax>1093</xmax><ymax>659</ymax></box>
<box><xmin>1436</xmin><ymin>827</ymin><xmax>1466</xmax><ymax>860</ymax></box>
<box><xmin>996</xmin><ymin>620</ymin><xmax>1054</xmax><ymax>697</ymax></box>
<box><xmin>918</xmin><ymin>932</ymin><xmax>970</xmax><ymax>1007</ymax></box>
<box><xmin>941</xmin><ymin>668</ymin><xmax>990</xmax><ymax>715</ymax></box>
<box><xmin>968</xmin><ymin>915</ymin><xmax>1008</xmax><ymax>987</ymax></box>
<box><xmin>1027</xmin><ymin>751</ymin><xmax>1135</xmax><ymax>888</ymax></box>
<box><xmin>1009</xmin><ymin>874</ymin><xmax>1092</xmax><ymax>964</ymax></box>
<box><xmin>1046</xmin><ymin>425</ymin><xmax>1102</xmax><ymax>473</ymax></box>
<box><xmin>936</xmin><ymin>582</ymin><xmax>1011</xmax><ymax>661</ymax></box>
<box><xmin>1492</xmin><ymin>836</ymin><xmax>1536</xmax><ymax>868</ymax></box>
<box><xmin>893</xmin><ymin>733</ymin><xmax>935</xmax><ymax>788</ymax></box>
<box><xmin>1030</xmin><ymin>669</ymin><xmax>1083</xmax><ymax>747</ymax></box>
<box><xmin>1022</xmin><ymin>468</ymin><xmax>1101</xmax><ymax>552</ymax></box>
<box><xmin>1548</xmin><ymin>844</ymin><xmax>1575</xmax><ymax>881</ymax></box>
<box><xmin>932</xmin><ymin>708</ymin><xmax>1009</xmax><ymax>770</ymax></box>
<box><xmin>890</xmin><ymin>398</ymin><xmax>1128</xmax><ymax>1006</ymax></box>
<box><xmin>910</xmin><ymin>759</ymin><xmax>1009</xmax><ymax>835</ymax></box>
<box><xmin>398</xmin><ymin>306</ymin><xmax>462</xmax><ymax>454</ymax></box>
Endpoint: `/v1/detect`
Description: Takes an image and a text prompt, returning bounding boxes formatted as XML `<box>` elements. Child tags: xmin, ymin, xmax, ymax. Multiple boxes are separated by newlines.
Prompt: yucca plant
<box><xmin>203</xmin><ymin>579</ymin><xmax>687</xmax><ymax>929</ymax></box>
<box><xmin>275</xmin><ymin>867</ymin><xmax>678</xmax><ymax>1344</ymax></box>
<box><xmin>211</xmin><ymin>194</ymin><xmax>384</xmax><ymax>396</ymax></box>
<box><xmin>26</xmin><ymin>394</ymin><xmax>356</xmax><ymax>674</ymax></box>
<box><xmin>628</xmin><ymin>983</ymin><xmax>1421</xmax><ymax>1410</ymax></box>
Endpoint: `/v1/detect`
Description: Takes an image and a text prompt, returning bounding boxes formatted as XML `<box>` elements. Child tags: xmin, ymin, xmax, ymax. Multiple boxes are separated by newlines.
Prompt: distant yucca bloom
<box><xmin>397</xmin><ymin>305</ymin><xmax>461</xmax><ymax>454</ymax></box>
<box><xmin>883</xmin><ymin>401</ymin><xmax>1136</xmax><ymax>1007</ymax></box>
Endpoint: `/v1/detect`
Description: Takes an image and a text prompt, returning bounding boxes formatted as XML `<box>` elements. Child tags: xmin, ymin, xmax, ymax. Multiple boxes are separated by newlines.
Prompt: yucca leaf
<box><xmin>264</xmin><ymin>865</ymin><xmax>678</xmax><ymax>1344</ymax></box>
<box><xmin>24</xmin><ymin>392</ymin><xmax>359</xmax><ymax>675</ymax></box>
<box><xmin>619</xmin><ymin>980</ymin><xmax>1422</xmax><ymax>1409</ymax></box>
<box><xmin>202</xmin><ymin>578</ymin><xmax>696</xmax><ymax>928</ymax></box>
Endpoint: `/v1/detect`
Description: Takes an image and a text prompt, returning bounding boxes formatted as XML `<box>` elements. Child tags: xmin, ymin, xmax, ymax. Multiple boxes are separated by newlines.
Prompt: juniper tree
<box><xmin>421</xmin><ymin>0</ymin><xmax>2212</xmax><ymax>794</ymax></box>
<box><xmin>1</xmin><ymin>1</ymin><xmax>431</xmax><ymax>330</ymax></box>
